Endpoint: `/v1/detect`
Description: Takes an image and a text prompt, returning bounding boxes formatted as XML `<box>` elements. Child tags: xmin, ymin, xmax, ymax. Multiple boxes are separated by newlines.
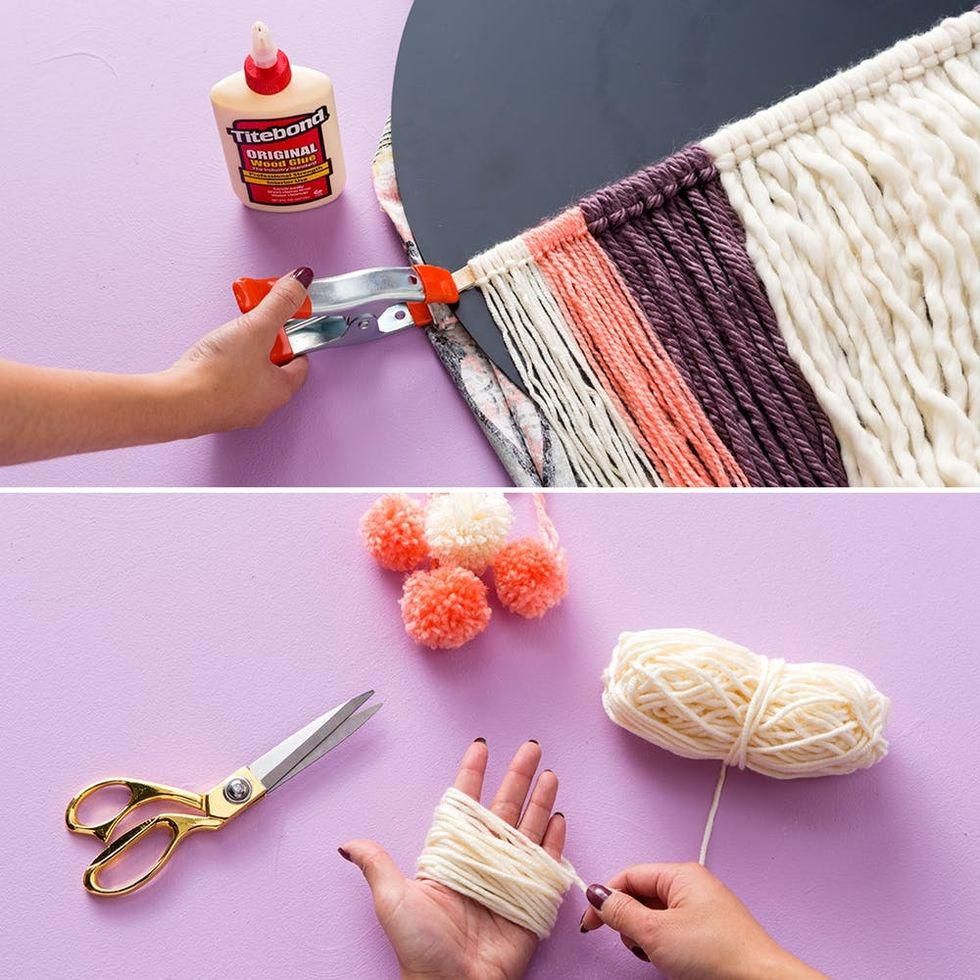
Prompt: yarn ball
<box><xmin>493</xmin><ymin>539</ymin><xmax>568</xmax><ymax>618</ymax></box>
<box><xmin>425</xmin><ymin>492</ymin><xmax>514</xmax><ymax>573</ymax></box>
<box><xmin>360</xmin><ymin>494</ymin><xmax>428</xmax><ymax>572</ymax></box>
<box><xmin>401</xmin><ymin>566</ymin><xmax>492</xmax><ymax>650</ymax></box>
<box><xmin>603</xmin><ymin>629</ymin><xmax>890</xmax><ymax>780</ymax></box>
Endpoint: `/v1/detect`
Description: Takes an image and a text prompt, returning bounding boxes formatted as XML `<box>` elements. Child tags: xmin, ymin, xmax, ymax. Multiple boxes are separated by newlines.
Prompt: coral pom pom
<box><xmin>360</xmin><ymin>494</ymin><xmax>428</xmax><ymax>572</ymax></box>
<box><xmin>401</xmin><ymin>566</ymin><xmax>492</xmax><ymax>649</ymax></box>
<box><xmin>493</xmin><ymin>538</ymin><xmax>568</xmax><ymax>619</ymax></box>
<box><xmin>425</xmin><ymin>492</ymin><xmax>514</xmax><ymax>573</ymax></box>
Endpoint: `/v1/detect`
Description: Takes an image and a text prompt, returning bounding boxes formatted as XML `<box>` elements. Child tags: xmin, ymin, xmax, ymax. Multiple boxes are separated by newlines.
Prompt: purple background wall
<box><xmin>0</xmin><ymin>0</ymin><xmax>505</xmax><ymax>486</ymax></box>
<box><xmin>3</xmin><ymin>493</ymin><xmax>978</xmax><ymax>978</ymax></box>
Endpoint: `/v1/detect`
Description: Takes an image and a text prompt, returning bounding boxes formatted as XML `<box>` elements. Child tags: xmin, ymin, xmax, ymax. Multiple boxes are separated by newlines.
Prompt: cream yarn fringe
<box><xmin>469</xmin><ymin>240</ymin><xmax>659</xmax><ymax>488</ymax></box>
<box><xmin>602</xmin><ymin>629</ymin><xmax>891</xmax><ymax>861</ymax></box>
<box><xmin>704</xmin><ymin>11</ymin><xmax>980</xmax><ymax>486</ymax></box>
<box><xmin>417</xmin><ymin>786</ymin><xmax>586</xmax><ymax>939</ymax></box>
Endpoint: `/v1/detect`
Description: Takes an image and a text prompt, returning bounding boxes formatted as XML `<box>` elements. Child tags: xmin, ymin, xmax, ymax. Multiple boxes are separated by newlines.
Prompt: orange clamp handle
<box><xmin>408</xmin><ymin>265</ymin><xmax>460</xmax><ymax>327</ymax></box>
<box><xmin>269</xmin><ymin>328</ymin><xmax>294</xmax><ymax>366</ymax></box>
<box><xmin>232</xmin><ymin>277</ymin><xmax>314</xmax><ymax>320</ymax></box>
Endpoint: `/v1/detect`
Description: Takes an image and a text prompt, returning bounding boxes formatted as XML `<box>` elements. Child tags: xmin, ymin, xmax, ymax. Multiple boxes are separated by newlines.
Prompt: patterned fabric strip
<box><xmin>580</xmin><ymin>147</ymin><xmax>848</xmax><ymax>487</ymax></box>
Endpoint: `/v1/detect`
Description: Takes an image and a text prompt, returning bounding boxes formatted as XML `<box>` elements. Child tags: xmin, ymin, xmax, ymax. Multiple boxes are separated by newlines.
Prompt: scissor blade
<box><xmin>270</xmin><ymin>702</ymin><xmax>382</xmax><ymax>792</ymax></box>
<box><xmin>249</xmin><ymin>691</ymin><xmax>374</xmax><ymax>792</ymax></box>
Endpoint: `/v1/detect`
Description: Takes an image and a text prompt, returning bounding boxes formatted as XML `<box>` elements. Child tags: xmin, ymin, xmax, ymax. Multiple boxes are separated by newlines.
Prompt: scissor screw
<box><xmin>223</xmin><ymin>777</ymin><xmax>252</xmax><ymax>804</ymax></box>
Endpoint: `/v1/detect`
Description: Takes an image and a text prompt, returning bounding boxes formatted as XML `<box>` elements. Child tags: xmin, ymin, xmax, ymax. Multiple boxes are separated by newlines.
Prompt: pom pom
<box><xmin>401</xmin><ymin>566</ymin><xmax>492</xmax><ymax>649</ymax></box>
<box><xmin>493</xmin><ymin>539</ymin><xmax>568</xmax><ymax>618</ymax></box>
<box><xmin>360</xmin><ymin>494</ymin><xmax>428</xmax><ymax>572</ymax></box>
<box><xmin>425</xmin><ymin>492</ymin><xmax>514</xmax><ymax>573</ymax></box>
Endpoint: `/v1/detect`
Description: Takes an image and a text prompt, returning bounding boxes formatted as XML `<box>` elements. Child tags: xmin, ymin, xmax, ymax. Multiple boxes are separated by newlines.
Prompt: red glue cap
<box><xmin>244</xmin><ymin>22</ymin><xmax>292</xmax><ymax>95</ymax></box>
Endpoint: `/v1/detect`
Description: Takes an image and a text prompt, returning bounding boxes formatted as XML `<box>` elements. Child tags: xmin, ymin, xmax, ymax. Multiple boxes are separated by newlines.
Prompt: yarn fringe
<box><xmin>465</xmin><ymin>10</ymin><xmax>980</xmax><ymax>487</ymax></box>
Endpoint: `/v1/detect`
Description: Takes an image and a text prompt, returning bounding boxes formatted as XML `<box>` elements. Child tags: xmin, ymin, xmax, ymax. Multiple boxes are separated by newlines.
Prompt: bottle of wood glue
<box><xmin>210</xmin><ymin>22</ymin><xmax>346</xmax><ymax>211</ymax></box>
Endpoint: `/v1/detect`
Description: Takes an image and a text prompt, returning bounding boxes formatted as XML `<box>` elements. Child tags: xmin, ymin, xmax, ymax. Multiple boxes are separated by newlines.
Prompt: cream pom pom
<box><xmin>424</xmin><ymin>492</ymin><xmax>514</xmax><ymax>573</ymax></box>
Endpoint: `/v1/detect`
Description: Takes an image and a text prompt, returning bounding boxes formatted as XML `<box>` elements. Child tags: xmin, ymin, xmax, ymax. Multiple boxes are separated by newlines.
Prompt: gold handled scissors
<box><xmin>65</xmin><ymin>690</ymin><xmax>381</xmax><ymax>897</ymax></box>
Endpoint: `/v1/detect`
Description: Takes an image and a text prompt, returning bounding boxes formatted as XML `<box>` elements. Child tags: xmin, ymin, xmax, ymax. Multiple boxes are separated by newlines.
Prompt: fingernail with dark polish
<box><xmin>338</xmin><ymin>847</ymin><xmax>351</xmax><ymax>862</ymax></box>
<box><xmin>586</xmin><ymin>884</ymin><xmax>612</xmax><ymax>910</ymax></box>
<box><xmin>578</xmin><ymin>911</ymin><xmax>589</xmax><ymax>933</ymax></box>
<box><xmin>474</xmin><ymin>737</ymin><xmax>486</xmax><ymax>744</ymax></box>
<box><xmin>630</xmin><ymin>945</ymin><xmax>650</xmax><ymax>962</ymax></box>
<box><xmin>553</xmin><ymin>811</ymin><xmax>565</xmax><ymax>820</ymax></box>
<box><xmin>291</xmin><ymin>267</ymin><xmax>314</xmax><ymax>289</ymax></box>
<box><xmin>528</xmin><ymin>739</ymin><xmax>539</xmax><ymax>745</ymax></box>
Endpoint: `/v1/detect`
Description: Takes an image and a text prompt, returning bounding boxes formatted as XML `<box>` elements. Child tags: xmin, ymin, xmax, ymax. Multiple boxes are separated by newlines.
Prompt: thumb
<box><xmin>340</xmin><ymin>839</ymin><xmax>404</xmax><ymax>898</ymax></box>
<box><xmin>587</xmin><ymin>884</ymin><xmax>660</xmax><ymax>941</ymax></box>
<box><xmin>246</xmin><ymin>268</ymin><xmax>314</xmax><ymax>338</ymax></box>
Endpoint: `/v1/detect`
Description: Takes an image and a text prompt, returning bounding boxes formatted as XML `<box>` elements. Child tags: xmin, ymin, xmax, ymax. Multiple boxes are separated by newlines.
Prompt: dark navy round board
<box><xmin>391</xmin><ymin>0</ymin><xmax>963</xmax><ymax>390</ymax></box>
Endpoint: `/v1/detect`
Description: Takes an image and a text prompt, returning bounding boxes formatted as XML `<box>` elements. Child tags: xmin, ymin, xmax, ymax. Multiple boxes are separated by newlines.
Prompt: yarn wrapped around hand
<box><xmin>602</xmin><ymin>629</ymin><xmax>890</xmax><ymax>780</ymax></box>
<box><xmin>416</xmin><ymin>787</ymin><xmax>585</xmax><ymax>939</ymax></box>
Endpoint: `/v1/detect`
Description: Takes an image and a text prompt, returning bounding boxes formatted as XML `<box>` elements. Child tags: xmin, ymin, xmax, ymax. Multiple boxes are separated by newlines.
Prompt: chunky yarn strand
<box><xmin>703</xmin><ymin>11</ymin><xmax>980</xmax><ymax>486</ymax></box>
<box><xmin>417</xmin><ymin>787</ymin><xmax>585</xmax><ymax>939</ymax></box>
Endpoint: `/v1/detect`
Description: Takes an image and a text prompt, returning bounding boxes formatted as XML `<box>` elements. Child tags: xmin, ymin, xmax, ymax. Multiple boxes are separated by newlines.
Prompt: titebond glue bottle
<box><xmin>210</xmin><ymin>22</ymin><xmax>346</xmax><ymax>211</ymax></box>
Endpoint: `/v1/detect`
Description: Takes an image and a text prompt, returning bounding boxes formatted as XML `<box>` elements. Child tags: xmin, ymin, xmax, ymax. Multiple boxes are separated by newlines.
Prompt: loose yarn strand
<box><xmin>698</xmin><ymin>763</ymin><xmax>727</xmax><ymax>866</ymax></box>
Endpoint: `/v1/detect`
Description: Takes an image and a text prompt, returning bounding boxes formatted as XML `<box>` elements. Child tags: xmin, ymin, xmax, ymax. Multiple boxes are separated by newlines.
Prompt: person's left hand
<box><xmin>168</xmin><ymin>268</ymin><xmax>313</xmax><ymax>435</ymax></box>
<box><xmin>341</xmin><ymin>739</ymin><xmax>566</xmax><ymax>980</ymax></box>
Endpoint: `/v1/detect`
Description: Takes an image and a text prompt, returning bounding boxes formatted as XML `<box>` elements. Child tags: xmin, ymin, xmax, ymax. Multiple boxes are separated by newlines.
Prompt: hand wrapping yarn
<box><xmin>602</xmin><ymin>629</ymin><xmax>890</xmax><ymax>861</ymax></box>
<box><xmin>416</xmin><ymin>788</ymin><xmax>585</xmax><ymax>939</ymax></box>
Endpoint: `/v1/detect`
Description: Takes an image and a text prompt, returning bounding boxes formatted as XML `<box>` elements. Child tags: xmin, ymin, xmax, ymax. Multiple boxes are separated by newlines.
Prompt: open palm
<box><xmin>342</xmin><ymin>740</ymin><xmax>566</xmax><ymax>980</ymax></box>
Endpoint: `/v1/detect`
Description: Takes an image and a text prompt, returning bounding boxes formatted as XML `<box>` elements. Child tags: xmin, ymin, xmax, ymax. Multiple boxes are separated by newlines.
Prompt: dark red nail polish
<box><xmin>630</xmin><ymin>945</ymin><xmax>650</xmax><ymax>962</ymax></box>
<box><xmin>291</xmin><ymin>267</ymin><xmax>314</xmax><ymax>289</ymax></box>
<box><xmin>474</xmin><ymin>737</ymin><xmax>486</xmax><ymax>744</ymax></box>
<box><xmin>338</xmin><ymin>847</ymin><xmax>351</xmax><ymax>862</ymax></box>
<box><xmin>586</xmin><ymin>884</ymin><xmax>612</xmax><ymax>910</ymax></box>
<box><xmin>528</xmin><ymin>739</ymin><xmax>539</xmax><ymax>745</ymax></box>
<box><xmin>553</xmin><ymin>811</ymin><xmax>565</xmax><ymax>820</ymax></box>
<box><xmin>578</xmin><ymin>911</ymin><xmax>589</xmax><ymax>933</ymax></box>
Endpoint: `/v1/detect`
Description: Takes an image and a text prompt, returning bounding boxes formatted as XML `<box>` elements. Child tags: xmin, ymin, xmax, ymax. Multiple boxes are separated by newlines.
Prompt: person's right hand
<box><xmin>580</xmin><ymin>862</ymin><xmax>826</xmax><ymax>979</ymax></box>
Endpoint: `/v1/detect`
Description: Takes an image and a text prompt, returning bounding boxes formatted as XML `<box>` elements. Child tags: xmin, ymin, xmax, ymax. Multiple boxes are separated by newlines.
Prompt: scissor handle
<box><xmin>66</xmin><ymin>777</ymin><xmax>205</xmax><ymax>844</ymax></box>
<box><xmin>81</xmin><ymin>810</ymin><xmax>223</xmax><ymax>897</ymax></box>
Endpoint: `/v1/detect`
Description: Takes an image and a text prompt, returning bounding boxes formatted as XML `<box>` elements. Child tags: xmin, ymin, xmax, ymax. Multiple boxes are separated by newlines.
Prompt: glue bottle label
<box><xmin>225</xmin><ymin>105</ymin><xmax>333</xmax><ymax>207</ymax></box>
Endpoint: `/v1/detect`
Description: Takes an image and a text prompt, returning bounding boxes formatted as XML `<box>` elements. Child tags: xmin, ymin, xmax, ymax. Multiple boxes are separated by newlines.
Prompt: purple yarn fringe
<box><xmin>581</xmin><ymin>146</ymin><xmax>847</xmax><ymax>488</ymax></box>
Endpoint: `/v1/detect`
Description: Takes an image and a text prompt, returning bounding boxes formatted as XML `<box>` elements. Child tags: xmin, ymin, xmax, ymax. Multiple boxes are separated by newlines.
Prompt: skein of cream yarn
<box><xmin>602</xmin><ymin>629</ymin><xmax>890</xmax><ymax>861</ymax></box>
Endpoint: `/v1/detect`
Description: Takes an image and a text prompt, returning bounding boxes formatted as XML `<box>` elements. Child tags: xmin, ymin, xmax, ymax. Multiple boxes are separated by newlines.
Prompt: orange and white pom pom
<box><xmin>425</xmin><ymin>492</ymin><xmax>514</xmax><ymax>573</ymax></box>
<box><xmin>492</xmin><ymin>495</ymin><xmax>568</xmax><ymax>618</ymax></box>
<box><xmin>401</xmin><ymin>566</ymin><xmax>492</xmax><ymax>650</ymax></box>
<box><xmin>360</xmin><ymin>494</ymin><xmax>428</xmax><ymax>572</ymax></box>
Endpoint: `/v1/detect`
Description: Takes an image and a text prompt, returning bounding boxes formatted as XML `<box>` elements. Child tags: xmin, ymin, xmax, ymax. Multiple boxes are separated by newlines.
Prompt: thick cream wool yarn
<box><xmin>704</xmin><ymin>11</ymin><xmax>980</xmax><ymax>486</ymax></box>
<box><xmin>603</xmin><ymin>629</ymin><xmax>891</xmax><ymax>861</ymax></box>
